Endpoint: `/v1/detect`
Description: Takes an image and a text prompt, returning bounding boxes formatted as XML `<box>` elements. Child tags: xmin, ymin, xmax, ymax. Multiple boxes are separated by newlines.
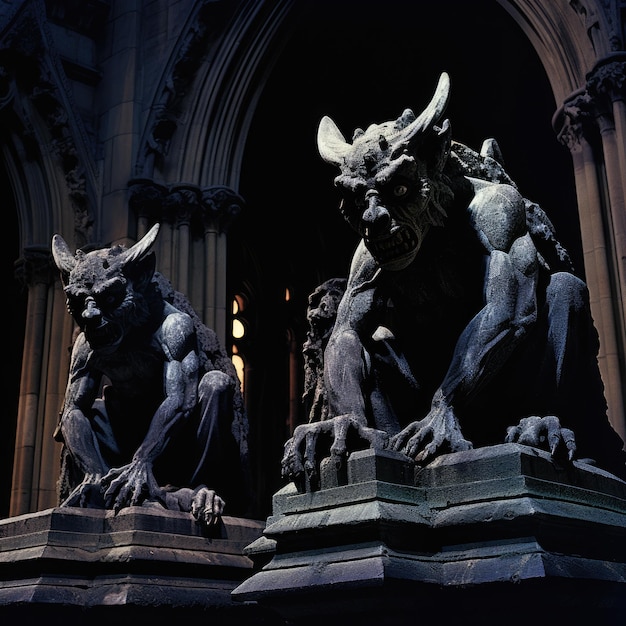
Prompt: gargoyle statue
<box><xmin>302</xmin><ymin>278</ymin><xmax>347</xmax><ymax>424</ymax></box>
<box><xmin>52</xmin><ymin>223</ymin><xmax>250</xmax><ymax>525</ymax></box>
<box><xmin>282</xmin><ymin>72</ymin><xmax>626</xmax><ymax>489</ymax></box>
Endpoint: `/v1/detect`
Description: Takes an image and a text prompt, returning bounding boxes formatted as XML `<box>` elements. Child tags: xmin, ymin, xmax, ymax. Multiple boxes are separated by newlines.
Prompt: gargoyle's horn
<box><xmin>317</xmin><ymin>116</ymin><xmax>352</xmax><ymax>166</ymax></box>
<box><xmin>396</xmin><ymin>72</ymin><xmax>450</xmax><ymax>143</ymax></box>
<box><xmin>121</xmin><ymin>222</ymin><xmax>160</xmax><ymax>265</ymax></box>
<box><xmin>51</xmin><ymin>234</ymin><xmax>77</xmax><ymax>276</ymax></box>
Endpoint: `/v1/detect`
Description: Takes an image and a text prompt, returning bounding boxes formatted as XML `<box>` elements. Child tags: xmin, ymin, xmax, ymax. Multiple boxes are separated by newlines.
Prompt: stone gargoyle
<box><xmin>282</xmin><ymin>72</ymin><xmax>626</xmax><ymax>490</ymax></box>
<box><xmin>52</xmin><ymin>223</ymin><xmax>250</xmax><ymax>525</ymax></box>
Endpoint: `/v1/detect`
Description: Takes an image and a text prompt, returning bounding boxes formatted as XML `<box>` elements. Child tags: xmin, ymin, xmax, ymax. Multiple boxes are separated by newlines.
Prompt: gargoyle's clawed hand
<box><xmin>61</xmin><ymin>472</ymin><xmax>105</xmax><ymax>508</ymax></box>
<box><xmin>389</xmin><ymin>400</ymin><xmax>473</xmax><ymax>464</ymax></box>
<box><xmin>190</xmin><ymin>487</ymin><xmax>225</xmax><ymax>527</ymax></box>
<box><xmin>505</xmin><ymin>415</ymin><xmax>577</xmax><ymax>460</ymax></box>
<box><xmin>281</xmin><ymin>414</ymin><xmax>389</xmax><ymax>488</ymax></box>
<box><xmin>101</xmin><ymin>460</ymin><xmax>161</xmax><ymax>512</ymax></box>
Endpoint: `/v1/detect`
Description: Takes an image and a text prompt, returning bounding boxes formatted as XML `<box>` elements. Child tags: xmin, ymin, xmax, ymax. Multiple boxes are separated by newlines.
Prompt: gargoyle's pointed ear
<box><xmin>317</xmin><ymin>116</ymin><xmax>351</xmax><ymax>166</ymax></box>
<box><xmin>51</xmin><ymin>234</ymin><xmax>76</xmax><ymax>284</ymax></box>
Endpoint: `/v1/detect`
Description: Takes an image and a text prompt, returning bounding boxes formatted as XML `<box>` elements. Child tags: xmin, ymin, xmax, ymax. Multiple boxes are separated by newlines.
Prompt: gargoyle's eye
<box><xmin>99</xmin><ymin>285</ymin><xmax>125</xmax><ymax>309</ymax></box>
<box><xmin>393</xmin><ymin>184</ymin><xmax>409</xmax><ymax>197</ymax></box>
<box><xmin>102</xmin><ymin>291</ymin><xmax>124</xmax><ymax>308</ymax></box>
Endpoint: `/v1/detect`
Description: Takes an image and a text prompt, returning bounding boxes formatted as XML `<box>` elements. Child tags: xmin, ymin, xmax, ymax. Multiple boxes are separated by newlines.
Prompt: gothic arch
<box><xmin>152</xmin><ymin>0</ymin><xmax>624</xmax><ymax>505</ymax></box>
<box><xmin>155</xmin><ymin>0</ymin><xmax>620</xmax><ymax>193</ymax></box>
<box><xmin>1</xmin><ymin>0</ymin><xmax>623</xmax><ymax>519</ymax></box>
<box><xmin>494</xmin><ymin>1</ymin><xmax>626</xmax><ymax>439</ymax></box>
<box><xmin>0</xmin><ymin>1</ymin><xmax>97</xmax><ymax>251</ymax></box>
<box><xmin>143</xmin><ymin>0</ymin><xmax>297</xmax><ymax>189</ymax></box>
<box><xmin>498</xmin><ymin>0</ymin><xmax>598</xmax><ymax>98</ymax></box>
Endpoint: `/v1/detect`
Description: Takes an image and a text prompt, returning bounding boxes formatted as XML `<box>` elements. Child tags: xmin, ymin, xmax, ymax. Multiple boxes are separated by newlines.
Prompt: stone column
<box><xmin>128</xmin><ymin>178</ymin><xmax>167</xmax><ymax>239</ymax></box>
<box><xmin>166</xmin><ymin>184</ymin><xmax>199</xmax><ymax>298</ymax></box>
<box><xmin>129</xmin><ymin>179</ymin><xmax>244</xmax><ymax>347</ymax></box>
<box><xmin>10</xmin><ymin>248</ymin><xmax>60</xmax><ymax>515</ymax></box>
<box><xmin>555</xmin><ymin>57</ymin><xmax>626</xmax><ymax>441</ymax></box>
<box><xmin>201</xmin><ymin>185</ymin><xmax>244</xmax><ymax>346</ymax></box>
<box><xmin>587</xmin><ymin>57</ymin><xmax>626</xmax><ymax>333</ymax></box>
<box><xmin>36</xmin><ymin>276</ymin><xmax>74</xmax><ymax>511</ymax></box>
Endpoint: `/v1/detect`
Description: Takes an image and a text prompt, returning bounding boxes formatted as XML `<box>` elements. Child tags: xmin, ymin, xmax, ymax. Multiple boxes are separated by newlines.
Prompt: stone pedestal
<box><xmin>0</xmin><ymin>505</ymin><xmax>279</xmax><ymax>625</ymax></box>
<box><xmin>232</xmin><ymin>443</ymin><xmax>626</xmax><ymax>626</ymax></box>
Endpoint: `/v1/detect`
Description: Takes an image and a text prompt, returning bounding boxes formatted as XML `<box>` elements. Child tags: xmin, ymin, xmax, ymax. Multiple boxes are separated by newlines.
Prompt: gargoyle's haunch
<box><xmin>283</xmin><ymin>72</ymin><xmax>626</xmax><ymax>489</ymax></box>
<box><xmin>52</xmin><ymin>224</ymin><xmax>250</xmax><ymax>524</ymax></box>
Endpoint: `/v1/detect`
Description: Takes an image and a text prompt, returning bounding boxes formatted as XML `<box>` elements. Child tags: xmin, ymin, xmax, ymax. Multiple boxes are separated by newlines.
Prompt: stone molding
<box><xmin>129</xmin><ymin>178</ymin><xmax>244</xmax><ymax>235</ymax></box>
<box><xmin>234</xmin><ymin>444</ymin><xmax>626</xmax><ymax>624</ymax></box>
<box><xmin>0</xmin><ymin>505</ymin><xmax>266</xmax><ymax>620</ymax></box>
<box><xmin>555</xmin><ymin>54</ymin><xmax>626</xmax><ymax>149</ymax></box>
<box><xmin>0</xmin><ymin>0</ymin><xmax>96</xmax><ymax>247</ymax></box>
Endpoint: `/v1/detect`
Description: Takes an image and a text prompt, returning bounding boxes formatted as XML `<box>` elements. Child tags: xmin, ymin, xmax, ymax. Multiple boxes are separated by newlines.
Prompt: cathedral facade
<box><xmin>1</xmin><ymin>0</ymin><xmax>625</xmax><ymax>522</ymax></box>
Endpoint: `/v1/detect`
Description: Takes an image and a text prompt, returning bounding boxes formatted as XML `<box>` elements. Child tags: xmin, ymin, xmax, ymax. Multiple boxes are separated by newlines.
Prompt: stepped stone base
<box><xmin>0</xmin><ymin>505</ymin><xmax>279</xmax><ymax>624</ymax></box>
<box><xmin>233</xmin><ymin>443</ymin><xmax>626</xmax><ymax>626</ymax></box>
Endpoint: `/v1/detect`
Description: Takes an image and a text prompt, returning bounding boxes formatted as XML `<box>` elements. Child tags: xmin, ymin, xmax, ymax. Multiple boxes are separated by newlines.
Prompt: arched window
<box><xmin>231</xmin><ymin>294</ymin><xmax>248</xmax><ymax>391</ymax></box>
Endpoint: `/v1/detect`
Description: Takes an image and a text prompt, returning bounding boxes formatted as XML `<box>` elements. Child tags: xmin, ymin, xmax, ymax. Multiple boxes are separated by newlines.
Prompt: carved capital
<box><xmin>586</xmin><ymin>58</ymin><xmax>626</xmax><ymax>106</ymax></box>
<box><xmin>14</xmin><ymin>245</ymin><xmax>54</xmax><ymax>287</ymax></box>
<box><xmin>554</xmin><ymin>90</ymin><xmax>595</xmax><ymax>151</ymax></box>
<box><xmin>127</xmin><ymin>178</ymin><xmax>244</xmax><ymax>234</ymax></box>
<box><xmin>164</xmin><ymin>184</ymin><xmax>201</xmax><ymax>227</ymax></box>
<box><xmin>556</xmin><ymin>55</ymin><xmax>626</xmax><ymax>150</ymax></box>
<box><xmin>200</xmin><ymin>185</ymin><xmax>245</xmax><ymax>234</ymax></box>
<box><xmin>128</xmin><ymin>178</ymin><xmax>168</xmax><ymax>221</ymax></box>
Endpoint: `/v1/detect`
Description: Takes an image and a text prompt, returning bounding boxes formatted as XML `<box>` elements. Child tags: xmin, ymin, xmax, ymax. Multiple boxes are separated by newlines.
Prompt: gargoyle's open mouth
<box><xmin>84</xmin><ymin>319</ymin><xmax>123</xmax><ymax>351</ymax></box>
<box><xmin>365</xmin><ymin>225</ymin><xmax>418</xmax><ymax>270</ymax></box>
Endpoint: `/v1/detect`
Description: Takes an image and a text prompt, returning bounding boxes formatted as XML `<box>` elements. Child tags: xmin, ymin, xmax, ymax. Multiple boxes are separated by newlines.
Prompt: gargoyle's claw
<box><xmin>329</xmin><ymin>415</ymin><xmax>350</xmax><ymax>460</ymax></box>
<box><xmin>561</xmin><ymin>428</ymin><xmax>576</xmax><ymax>461</ymax></box>
<box><xmin>191</xmin><ymin>487</ymin><xmax>225</xmax><ymax>527</ymax></box>
<box><xmin>281</xmin><ymin>415</ymin><xmax>388</xmax><ymax>491</ymax></box>
<box><xmin>506</xmin><ymin>415</ymin><xmax>577</xmax><ymax>462</ymax></box>
<box><xmin>304</xmin><ymin>429</ymin><xmax>318</xmax><ymax>478</ymax></box>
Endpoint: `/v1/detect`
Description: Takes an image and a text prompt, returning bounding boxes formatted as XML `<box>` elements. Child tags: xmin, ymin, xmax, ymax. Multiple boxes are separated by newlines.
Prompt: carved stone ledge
<box><xmin>0</xmin><ymin>506</ymin><xmax>276</xmax><ymax>624</ymax></box>
<box><xmin>234</xmin><ymin>444</ymin><xmax>626</xmax><ymax>625</ymax></box>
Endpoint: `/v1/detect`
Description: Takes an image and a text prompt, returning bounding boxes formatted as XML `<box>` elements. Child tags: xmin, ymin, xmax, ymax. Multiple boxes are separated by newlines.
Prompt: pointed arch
<box><xmin>495</xmin><ymin>1</ymin><xmax>625</xmax><ymax>440</ymax></box>
<box><xmin>497</xmin><ymin>0</ymin><xmax>608</xmax><ymax>100</ymax></box>
<box><xmin>155</xmin><ymin>0</ymin><xmax>297</xmax><ymax>189</ymax></box>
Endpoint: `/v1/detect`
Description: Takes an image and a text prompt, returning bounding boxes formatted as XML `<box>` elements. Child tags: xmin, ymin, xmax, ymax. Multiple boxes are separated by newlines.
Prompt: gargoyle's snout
<box><xmin>363</xmin><ymin>191</ymin><xmax>390</xmax><ymax>239</ymax></box>
<box><xmin>82</xmin><ymin>297</ymin><xmax>102</xmax><ymax>321</ymax></box>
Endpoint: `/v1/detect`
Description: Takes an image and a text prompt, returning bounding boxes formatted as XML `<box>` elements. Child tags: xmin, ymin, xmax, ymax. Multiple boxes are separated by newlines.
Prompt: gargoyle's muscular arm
<box><xmin>59</xmin><ymin>333</ymin><xmax>108</xmax><ymax>478</ymax></box>
<box><xmin>392</xmin><ymin>182</ymin><xmax>539</xmax><ymax>460</ymax></box>
<box><xmin>135</xmin><ymin>307</ymin><xmax>200</xmax><ymax>462</ymax></box>
<box><xmin>103</xmin><ymin>305</ymin><xmax>200</xmax><ymax>509</ymax></box>
<box><xmin>281</xmin><ymin>245</ymin><xmax>389</xmax><ymax>485</ymax></box>
<box><xmin>324</xmin><ymin>241</ymin><xmax>383</xmax><ymax>423</ymax></box>
<box><xmin>441</xmin><ymin>182</ymin><xmax>539</xmax><ymax>403</ymax></box>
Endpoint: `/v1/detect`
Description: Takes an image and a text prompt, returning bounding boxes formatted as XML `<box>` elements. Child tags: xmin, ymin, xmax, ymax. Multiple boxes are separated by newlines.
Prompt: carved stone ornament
<box><xmin>282</xmin><ymin>72</ymin><xmax>626</xmax><ymax>493</ymax></box>
<box><xmin>51</xmin><ymin>223</ymin><xmax>251</xmax><ymax>525</ymax></box>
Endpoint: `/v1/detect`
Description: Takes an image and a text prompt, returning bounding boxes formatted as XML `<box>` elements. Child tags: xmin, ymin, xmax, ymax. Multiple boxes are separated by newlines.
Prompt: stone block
<box><xmin>0</xmin><ymin>506</ymin><xmax>274</xmax><ymax>624</ymax></box>
<box><xmin>348</xmin><ymin>447</ymin><xmax>414</xmax><ymax>485</ymax></box>
<box><xmin>232</xmin><ymin>444</ymin><xmax>626</xmax><ymax>625</ymax></box>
